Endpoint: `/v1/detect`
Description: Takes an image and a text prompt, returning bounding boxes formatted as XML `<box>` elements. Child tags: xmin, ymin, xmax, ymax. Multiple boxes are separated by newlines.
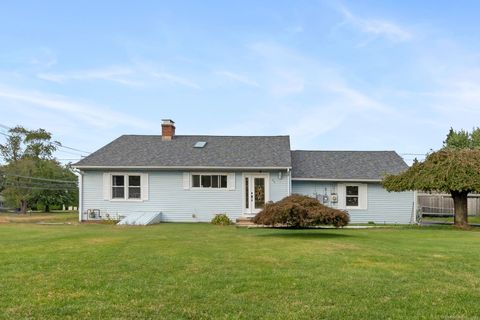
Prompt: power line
<box><xmin>2</xmin><ymin>184</ymin><xmax>77</xmax><ymax>191</ymax></box>
<box><xmin>0</xmin><ymin>123</ymin><xmax>91</xmax><ymax>155</ymax></box>
<box><xmin>2</xmin><ymin>179</ymin><xmax>77</xmax><ymax>187</ymax></box>
<box><xmin>55</xmin><ymin>143</ymin><xmax>91</xmax><ymax>154</ymax></box>
<box><xmin>1</xmin><ymin>173</ymin><xmax>76</xmax><ymax>184</ymax></box>
<box><xmin>399</xmin><ymin>153</ymin><xmax>427</xmax><ymax>156</ymax></box>
<box><xmin>55</xmin><ymin>149</ymin><xmax>87</xmax><ymax>157</ymax></box>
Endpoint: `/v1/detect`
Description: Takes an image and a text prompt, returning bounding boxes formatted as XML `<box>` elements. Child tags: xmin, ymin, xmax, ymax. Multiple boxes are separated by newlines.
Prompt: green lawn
<box><xmin>0</xmin><ymin>212</ymin><xmax>78</xmax><ymax>224</ymax></box>
<box><xmin>1</xmin><ymin>218</ymin><xmax>480</xmax><ymax>319</ymax></box>
<box><xmin>422</xmin><ymin>215</ymin><xmax>480</xmax><ymax>224</ymax></box>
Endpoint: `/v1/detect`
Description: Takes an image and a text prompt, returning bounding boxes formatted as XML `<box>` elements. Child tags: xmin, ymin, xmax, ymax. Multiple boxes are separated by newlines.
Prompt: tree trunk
<box><xmin>451</xmin><ymin>191</ymin><xmax>469</xmax><ymax>228</ymax></box>
<box><xmin>20</xmin><ymin>200</ymin><xmax>28</xmax><ymax>214</ymax></box>
<box><xmin>45</xmin><ymin>204</ymin><xmax>50</xmax><ymax>213</ymax></box>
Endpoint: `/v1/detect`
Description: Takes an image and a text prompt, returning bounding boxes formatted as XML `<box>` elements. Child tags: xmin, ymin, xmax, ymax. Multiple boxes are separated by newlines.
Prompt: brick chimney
<box><xmin>161</xmin><ymin>119</ymin><xmax>176</xmax><ymax>141</ymax></box>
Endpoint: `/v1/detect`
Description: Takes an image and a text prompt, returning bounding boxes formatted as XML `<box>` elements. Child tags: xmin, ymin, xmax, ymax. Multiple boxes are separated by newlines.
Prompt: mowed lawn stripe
<box><xmin>0</xmin><ymin>223</ymin><xmax>480</xmax><ymax>319</ymax></box>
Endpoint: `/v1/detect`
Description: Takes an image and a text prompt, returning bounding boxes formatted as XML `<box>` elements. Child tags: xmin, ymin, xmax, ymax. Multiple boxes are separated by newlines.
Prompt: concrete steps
<box><xmin>236</xmin><ymin>217</ymin><xmax>256</xmax><ymax>227</ymax></box>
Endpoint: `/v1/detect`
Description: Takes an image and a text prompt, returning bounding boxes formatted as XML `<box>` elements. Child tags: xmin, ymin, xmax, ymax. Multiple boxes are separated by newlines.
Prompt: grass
<box><xmin>422</xmin><ymin>215</ymin><xmax>480</xmax><ymax>224</ymax></box>
<box><xmin>1</xmin><ymin>216</ymin><xmax>480</xmax><ymax>319</ymax></box>
<box><xmin>0</xmin><ymin>211</ymin><xmax>78</xmax><ymax>224</ymax></box>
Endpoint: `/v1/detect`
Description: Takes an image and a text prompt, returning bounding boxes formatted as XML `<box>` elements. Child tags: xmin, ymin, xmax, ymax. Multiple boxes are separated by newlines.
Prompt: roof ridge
<box><xmin>292</xmin><ymin>150</ymin><xmax>397</xmax><ymax>152</ymax></box>
<box><xmin>121</xmin><ymin>134</ymin><xmax>291</xmax><ymax>138</ymax></box>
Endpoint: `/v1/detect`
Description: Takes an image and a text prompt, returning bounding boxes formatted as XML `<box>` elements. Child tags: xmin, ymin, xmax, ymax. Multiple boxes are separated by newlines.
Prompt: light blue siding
<box><xmin>82</xmin><ymin>170</ymin><xmax>289</xmax><ymax>222</ymax></box>
<box><xmin>292</xmin><ymin>180</ymin><xmax>415</xmax><ymax>224</ymax></box>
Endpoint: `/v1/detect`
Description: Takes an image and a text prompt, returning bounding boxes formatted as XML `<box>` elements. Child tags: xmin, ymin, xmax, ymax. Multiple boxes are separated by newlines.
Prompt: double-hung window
<box><xmin>346</xmin><ymin>186</ymin><xmax>359</xmax><ymax>207</ymax></box>
<box><xmin>111</xmin><ymin>174</ymin><xmax>142</xmax><ymax>200</ymax></box>
<box><xmin>192</xmin><ymin>174</ymin><xmax>228</xmax><ymax>189</ymax></box>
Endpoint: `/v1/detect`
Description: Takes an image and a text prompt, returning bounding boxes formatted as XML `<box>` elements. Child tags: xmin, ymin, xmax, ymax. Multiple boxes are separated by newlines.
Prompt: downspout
<box><xmin>412</xmin><ymin>190</ymin><xmax>418</xmax><ymax>224</ymax></box>
<box><xmin>287</xmin><ymin>168</ymin><xmax>291</xmax><ymax>196</ymax></box>
<box><xmin>78</xmin><ymin>171</ymin><xmax>84</xmax><ymax>222</ymax></box>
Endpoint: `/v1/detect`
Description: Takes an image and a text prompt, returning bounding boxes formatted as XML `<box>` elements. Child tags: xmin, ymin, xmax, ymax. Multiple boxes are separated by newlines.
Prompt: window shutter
<box><xmin>359</xmin><ymin>184</ymin><xmax>368</xmax><ymax>210</ymax></box>
<box><xmin>337</xmin><ymin>183</ymin><xmax>346</xmax><ymax>209</ymax></box>
<box><xmin>103</xmin><ymin>173</ymin><xmax>111</xmax><ymax>200</ymax></box>
<box><xmin>228</xmin><ymin>173</ymin><xmax>236</xmax><ymax>190</ymax></box>
<box><xmin>141</xmin><ymin>173</ymin><xmax>149</xmax><ymax>201</ymax></box>
<box><xmin>183</xmin><ymin>172</ymin><xmax>190</xmax><ymax>190</ymax></box>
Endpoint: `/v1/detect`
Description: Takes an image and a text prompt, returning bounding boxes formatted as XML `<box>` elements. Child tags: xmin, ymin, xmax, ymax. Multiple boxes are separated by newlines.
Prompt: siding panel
<box><xmin>292</xmin><ymin>181</ymin><xmax>414</xmax><ymax>224</ymax></box>
<box><xmin>82</xmin><ymin>170</ymin><xmax>289</xmax><ymax>222</ymax></box>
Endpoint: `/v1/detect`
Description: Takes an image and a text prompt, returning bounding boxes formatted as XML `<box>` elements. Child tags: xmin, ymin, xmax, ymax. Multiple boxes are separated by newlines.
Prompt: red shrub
<box><xmin>252</xmin><ymin>194</ymin><xmax>350</xmax><ymax>228</ymax></box>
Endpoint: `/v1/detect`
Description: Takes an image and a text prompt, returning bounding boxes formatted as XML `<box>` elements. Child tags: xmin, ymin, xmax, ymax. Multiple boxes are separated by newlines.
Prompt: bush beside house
<box><xmin>253</xmin><ymin>194</ymin><xmax>350</xmax><ymax>228</ymax></box>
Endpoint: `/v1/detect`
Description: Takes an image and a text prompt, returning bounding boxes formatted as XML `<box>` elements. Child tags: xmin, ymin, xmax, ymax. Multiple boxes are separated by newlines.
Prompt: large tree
<box><xmin>0</xmin><ymin>159</ymin><xmax>77</xmax><ymax>213</ymax></box>
<box><xmin>383</xmin><ymin>149</ymin><xmax>480</xmax><ymax>228</ymax></box>
<box><xmin>28</xmin><ymin>161</ymin><xmax>77</xmax><ymax>212</ymax></box>
<box><xmin>443</xmin><ymin>127</ymin><xmax>480</xmax><ymax>149</ymax></box>
<box><xmin>0</xmin><ymin>158</ymin><xmax>38</xmax><ymax>213</ymax></box>
<box><xmin>0</xmin><ymin>126</ymin><xmax>77</xmax><ymax>213</ymax></box>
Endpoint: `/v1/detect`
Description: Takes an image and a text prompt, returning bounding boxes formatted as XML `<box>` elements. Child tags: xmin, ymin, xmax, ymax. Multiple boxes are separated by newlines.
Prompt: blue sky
<box><xmin>1</xmin><ymin>1</ymin><xmax>480</xmax><ymax>164</ymax></box>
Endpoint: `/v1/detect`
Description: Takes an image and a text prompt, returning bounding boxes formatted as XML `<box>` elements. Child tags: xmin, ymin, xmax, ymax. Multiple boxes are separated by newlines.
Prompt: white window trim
<box><xmin>338</xmin><ymin>183</ymin><xmax>368</xmax><ymax>210</ymax></box>
<box><xmin>110</xmin><ymin>172</ymin><xmax>144</xmax><ymax>202</ymax></box>
<box><xmin>345</xmin><ymin>185</ymin><xmax>360</xmax><ymax>209</ymax></box>
<box><xmin>190</xmin><ymin>172</ymin><xmax>230</xmax><ymax>190</ymax></box>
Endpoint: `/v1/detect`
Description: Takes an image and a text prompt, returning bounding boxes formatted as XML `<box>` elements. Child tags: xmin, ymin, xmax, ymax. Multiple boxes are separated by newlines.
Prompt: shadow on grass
<box><xmin>257</xmin><ymin>229</ymin><xmax>352</xmax><ymax>239</ymax></box>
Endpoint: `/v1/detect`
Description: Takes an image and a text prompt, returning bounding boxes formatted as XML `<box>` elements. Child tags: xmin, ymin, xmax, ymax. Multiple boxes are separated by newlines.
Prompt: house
<box><xmin>74</xmin><ymin>119</ymin><xmax>415</xmax><ymax>224</ymax></box>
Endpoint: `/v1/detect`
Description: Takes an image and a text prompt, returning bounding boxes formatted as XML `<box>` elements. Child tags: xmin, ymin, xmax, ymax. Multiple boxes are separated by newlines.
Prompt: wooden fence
<box><xmin>418</xmin><ymin>193</ymin><xmax>480</xmax><ymax>216</ymax></box>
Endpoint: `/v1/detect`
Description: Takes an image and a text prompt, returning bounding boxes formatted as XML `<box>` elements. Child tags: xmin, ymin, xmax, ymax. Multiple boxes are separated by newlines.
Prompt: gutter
<box><xmin>291</xmin><ymin>178</ymin><xmax>383</xmax><ymax>182</ymax></box>
<box><xmin>73</xmin><ymin>165</ymin><xmax>293</xmax><ymax>171</ymax></box>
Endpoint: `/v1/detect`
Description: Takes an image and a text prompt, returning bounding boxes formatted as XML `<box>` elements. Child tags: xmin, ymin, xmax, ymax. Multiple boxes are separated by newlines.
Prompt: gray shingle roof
<box><xmin>75</xmin><ymin>135</ymin><xmax>291</xmax><ymax>168</ymax></box>
<box><xmin>291</xmin><ymin>150</ymin><xmax>408</xmax><ymax>180</ymax></box>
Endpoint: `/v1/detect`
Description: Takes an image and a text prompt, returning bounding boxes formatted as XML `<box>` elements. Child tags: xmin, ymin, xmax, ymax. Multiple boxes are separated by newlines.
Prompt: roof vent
<box><xmin>194</xmin><ymin>141</ymin><xmax>207</xmax><ymax>148</ymax></box>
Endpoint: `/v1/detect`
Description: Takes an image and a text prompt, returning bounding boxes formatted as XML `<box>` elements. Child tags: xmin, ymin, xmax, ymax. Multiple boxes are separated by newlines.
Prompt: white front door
<box><xmin>243</xmin><ymin>174</ymin><xmax>269</xmax><ymax>216</ymax></box>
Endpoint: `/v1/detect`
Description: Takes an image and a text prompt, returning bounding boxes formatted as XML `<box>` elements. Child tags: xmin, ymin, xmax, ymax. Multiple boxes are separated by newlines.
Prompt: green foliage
<box><xmin>0</xmin><ymin>126</ymin><xmax>27</xmax><ymax>163</ymax></box>
<box><xmin>382</xmin><ymin>149</ymin><xmax>480</xmax><ymax>194</ymax></box>
<box><xmin>0</xmin><ymin>126</ymin><xmax>75</xmax><ymax>213</ymax></box>
<box><xmin>0</xmin><ymin>158</ymin><xmax>38</xmax><ymax>211</ymax></box>
<box><xmin>0</xmin><ymin>126</ymin><xmax>59</xmax><ymax>162</ymax></box>
<box><xmin>28</xmin><ymin>161</ymin><xmax>78</xmax><ymax>212</ymax></box>
<box><xmin>211</xmin><ymin>213</ymin><xmax>232</xmax><ymax>225</ymax></box>
<box><xmin>443</xmin><ymin>127</ymin><xmax>480</xmax><ymax>149</ymax></box>
<box><xmin>0</xmin><ymin>159</ymin><xmax>77</xmax><ymax>213</ymax></box>
<box><xmin>253</xmin><ymin>194</ymin><xmax>350</xmax><ymax>228</ymax></box>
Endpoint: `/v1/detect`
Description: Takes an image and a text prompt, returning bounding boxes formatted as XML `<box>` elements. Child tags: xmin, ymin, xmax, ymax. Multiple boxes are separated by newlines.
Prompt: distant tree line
<box><xmin>0</xmin><ymin>126</ymin><xmax>78</xmax><ymax>213</ymax></box>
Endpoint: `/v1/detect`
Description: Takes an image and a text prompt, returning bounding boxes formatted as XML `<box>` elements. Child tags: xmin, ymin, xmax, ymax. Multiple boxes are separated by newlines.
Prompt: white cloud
<box><xmin>29</xmin><ymin>48</ymin><xmax>57</xmax><ymax>68</ymax></box>
<box><xmin>211</xmin><ymin>41</ymin><xmax>392</xmax><ymax>146</ymax></box>
<box><xmin>150</xmin><ymin>71</ymin><xmax>201</xmax><ymax>89</ymax></box>
<box><xmin>270</xmin><ymin>70</ymin><xmax>305</xmax><ymax>95</ymax></box>
<box><xmin>37</xmin><ymin>64</ymin><xmax>201</xmax><ymax>89</ymax></box>
<box><xmin>0</xmin><ymin>85</ymin><xmax>154</xmax><ymax>130</ymax></box>
<box><xmin>215</xmin><ymin>71</ymin><xmax>259</xmax><ymax>87</ymax></box>
<box><xmin>37</xmin><ymin>66</ymin><xmax>142</xmax><ymax>87</ymax></box>
<box><xmin>338</xmin><ymin>5</ymin><xmax>412</xmax><ymax>42</ymax></box>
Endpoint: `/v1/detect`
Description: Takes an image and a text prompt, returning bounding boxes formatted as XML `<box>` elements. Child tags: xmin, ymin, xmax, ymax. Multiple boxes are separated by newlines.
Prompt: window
<box><xmin>112</xmin><ymin>174</ymin><xmax>142</xmax><ymax>200</ymax></box>
<box><xmin>191</xmin><ymin>174</ymin><xmax>228</xmax><ymax>189</ymax></box>
<box><xmin>128</xmin><ymin>176</ymin><xmax>141</xmax><ymax>199</ymax></box>
<box><xmin>346</xmin><ymin>186</ymin><xmax>359</xmax><ymax>207</ymax></box>
<box><xmin>112</xmin><ymin>175</ymin><xmax>125</xmax><ymax>199</ymax></box>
